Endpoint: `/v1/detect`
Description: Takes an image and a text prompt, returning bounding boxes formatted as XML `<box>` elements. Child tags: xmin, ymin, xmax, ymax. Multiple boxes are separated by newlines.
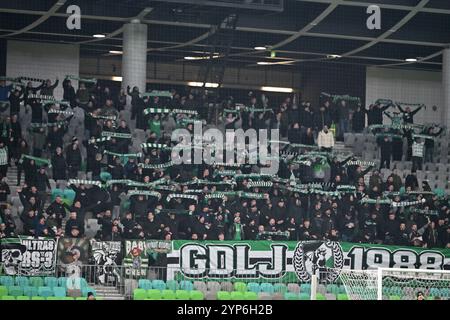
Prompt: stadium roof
<box><xmin>0</xmin><ymin>0</ymin><xmax>448</xmax><ymax>71</ymax></box>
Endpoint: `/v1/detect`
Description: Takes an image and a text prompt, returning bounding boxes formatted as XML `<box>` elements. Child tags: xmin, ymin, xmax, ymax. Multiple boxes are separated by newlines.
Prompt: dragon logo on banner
<box><xmin>90</xmin><ymin>240</ymin><xmax>122</xmax><ymax>285</ymax></box>
<box><xmin>293</xmin><ymin>240</ymin><xmax>343</xmax><ymax>283</ymax></box>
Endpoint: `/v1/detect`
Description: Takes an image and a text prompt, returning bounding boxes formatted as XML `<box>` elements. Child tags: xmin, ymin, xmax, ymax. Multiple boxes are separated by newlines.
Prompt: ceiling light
<box><xmin>184</xmin><ymin>55</ymin><xmax>219</xmax><ymax>60</ymax></box>
<box><xmin>254</xmin><ymin>46</ymin><xmax>267</xmax><ymax>50</ymax></box>
<box><xmin>109</xmin><ymin>50</ymin><xmax>123</xmax><ymax>54</ymax></box>
<box><xmin>93</xmin><ymin>34</ymin><xmax>106</xmax><ymax>38</ymax></box>
<box><xmin>188</xmin><ymin>82</ymin><xmax>219</xmax><ymax>88</ymax></box>
<box><xmin>327</xmin><ymin>54</ymin><xmax>341</xmax><ymax>59</ymax></box>
<box><xmin>111</xmin><ymin>76</ymin><xmax>123</xmax><ymax>82</ymax></box>
<box><xmin>405</xmin><ymin>58</ymin><xmax>418</xmax><ymax>62</ymax></box>
<box><xmin>261</xmin><ymin>86</ymin><xmax>293</xmax><ymax>93</ymax></box>
<box><xmin>257</xmin><ymin>61</ymin><xmax>272</xmax><ymax>65</ymax></box>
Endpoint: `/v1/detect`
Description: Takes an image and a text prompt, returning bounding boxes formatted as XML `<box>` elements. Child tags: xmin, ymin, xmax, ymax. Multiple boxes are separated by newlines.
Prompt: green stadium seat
<box><xmin>233</xmin><ymin>282</ymin><xmax>247</xmax><ymax>292</ymax></box>
<box><xmin>300</xmin><ymin>283</ymin><xmax>311</xmax><ymax>293</ymax></box>
<box><xmin>175</xmin><ymin>290</ymin><xmax>190</xmax><ymax>300</ymax></box>
<box><xmin>246</xmin><ymin>282</ymin><xmax>261</xmax><ymax>293</ymax></box>
<box><xmin>326</xmin><ymin>284</ymin><xmax>337</xmax><ymax>294</ymax></box>
<box><xmin>0</xmin><ymin>276</ymin><xmax>14</xmax><ymax>286</ymax></box>
<box><xmin>338</xmin><ymin>285</ymin><xmax>346</xmax><ymax>294</ymax></box>
<box><xmin>134</xmin><ymin>288</ymin><xmax>147</xmax><ymax>300</ymax></box>
<box><xmin>23</xmin><ymin>286</ymin><xmax>38</xmax><ymax>297</ymax></box>
<box><xmin>337</xmin><ymin>294</ymin><xmax>348</xmax><ymax>300</ymax></box>
<box><xmin>29</xmin><ymin>277</ymin><xmax>44</xmax><ymax>287</ymax></box>
<box><xmin>299</xmin><ymin>293</ymin><xmax>310</xmax><ymax>300</ymax></box>
<box><xmin>166</xmin><ymin>280</ymin><xmax>179</xmax><ymax>291</ymax></box>
<box><xmin>44</xmin><ymin>277</ymin><xmax>59</xmax><ymax>288</ymax></box>
<box><xmin>53</xmin><ymin>287</ymin><xmax>66</xmax><ymax>297</ymax></box>
<box><xmin>75</xmin><ymin>297</ymin><xmax>86</xmax><ymax>300</ymax></box>
<box><xmin>0</xmin><ymin>286</ymin><xmax>8</xmax><ymax>297</ymax></box>
<box><xmin>100</xmin><ymin>172</ymin><xmax>112</xmax><ymax>182</ymax></box>
<box><xmin>79</xmin><ymin>278</ymin><xmax>88</xmax><ymax>289</ymax></box>
<box><xmin>138</xmin><ymin>279</ymin><xmax>152</xmax><ymax>290</ymax></box>
<box><xmin>273</xmin><ymin>283</ymin><xmax>287</xmax><ymax>293</ymax></box>
<box><xmin>161</xmin><ymin>290</ymin><xmax>176</xmax><ymax>300</ymax></box>
<box><xmin>51</xmin><ymin>188</ymin><xmax>64</xmax><ymax>202</ymax></box>
<box><xmin>146</xmin><ymin>289</ymin><xmax>162</xmax><ymax>300</ymax></box>
<box><xmin>316</xmin><ymin>293</ymin><xmax>326</xmax><ymax>300</ymax></box>
<box><xmin>217</xmin><ymin>291</ymin><xmax>231</xmax><ymax>300</ymax></box>
<box><xmin>430</xmin><ymin>288</ymin><xmax>440</xmax><ymax>297</ymax></box>
<box><xmin>2</xmin><ymin>295</ymin><xmax>16</xmax><ymax>300</ymax></box>
<box><xmin>31</xmin><ymin>296</ymin><xmax>45</xmax><ymax>300</ymax></box>
<box><xmin>260</xmin><ymin>283</ymin><xmax>274</xmax><ymax>294</ymax></box>
<box><xmin>244</xmin><ymin>292</ymin><xmax>258</xmax><ymax>300</ymax></box>
<box><xmin>189</xmin><ymin>290</ymin><xmax>204</xmax><ymax>300</ymax></box>
<box><xmin>15</xmin><ymin>276</ymin><xmax>30</xmax><ymax>287</ymax></box>
<box><xmin>16</xmin><ymin>296</ymin><xmax>30</xmax><ymax>300</ymax></box>
<box><xmin>151</xmin><ymin>280</ymin><xmax>166</xmax><ymax>290</ymax></box>
<box><xmin>81</xmin><ymin>287</ymin><xmax>96</xmax><ymax>297</ymax></box>
<box><xmin>389</xmin><ymin>295</ymin><xmax>401</xmax><ymax>300</ymax></box>
<box><xmin>38</xmin><ymin>286</ymin><xmax>54</xmax><ymax>297</ymax></box>
<box><xmin>230</xmin><ymin>291</ymin><xmax>244</xmax><ymax>300</ymax></box>
<box><xmin>63</xmin><ymin>189</ymin><xmax>76</xmax><ymax>204</ymax></box>
<box><xmin>389</xmin><ymin>286</ymin><xmax>402</xmax><ymax>296</ymax></box>
<box><xmin>58</xmin><ymin>277</ymin><xmax>68</xmax><ymax>287</ymax></box>
<box><xmin>284</xmin><ymin>292</ymin><xmax>299</xmax><ymax>300</ymax></box>
<box><xmin>8</xmin><ymin>286</ymin><xmax>23</xmax><ymax>296</ymax></box>
<box><xmin>179</xmin><ymin>280</ymin><xmax>194</xmax><ymax>291</ymax></box>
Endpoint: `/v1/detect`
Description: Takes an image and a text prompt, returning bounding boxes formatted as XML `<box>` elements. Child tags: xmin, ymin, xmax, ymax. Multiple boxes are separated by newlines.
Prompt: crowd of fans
<box><xmin>0</xmin><ymin>76</ymin><xmax>448</xmax><ymax>250</ymax></box>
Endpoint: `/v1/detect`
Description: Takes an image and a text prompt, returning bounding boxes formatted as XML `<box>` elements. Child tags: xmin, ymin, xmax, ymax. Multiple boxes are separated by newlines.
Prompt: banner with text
<box><xmin>0</xmin><ymin>237</ymin><xmax>57</xmax><ymax>276</ymax></box>
<box><xmin>166</xmin><ymin>240</ymin><xmax>450</xmax><ymax>282</ymax></box>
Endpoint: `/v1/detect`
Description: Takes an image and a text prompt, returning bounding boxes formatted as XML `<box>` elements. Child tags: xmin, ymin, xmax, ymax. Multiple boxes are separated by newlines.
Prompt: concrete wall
<box><xmin>366</xmin><ymin>67</ymin><xmax>443</xmax><ymax>125</ymax></box>
<box><xmin>6</xmin><ymin>40</ymin><xmax>80</xmax><ymax>100</ymax></box>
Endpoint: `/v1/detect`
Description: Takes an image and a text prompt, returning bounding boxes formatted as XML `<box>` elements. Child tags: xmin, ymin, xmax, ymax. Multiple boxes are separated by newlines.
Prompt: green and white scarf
<box><xmin>412</xmin><ymin>134</ymin><xmax>435</xmax><ymax>141</ymax></box>
<box><xmin>30</xmin><ymin>122</ymin><xmax>66</xmax><ymax>128</ymax></box>
<box><xmin>321</xmin><ymin>92</ymin><xmax>361</xmax><ymax>104</ymax></box>
<box><xmin>140</xmin><ymin>143</ymin><xmax>169</xmax><ymax>150</ymax></box>
<box><xmin>65</xmin><ymin>75</ymin><xmax>97</xmax><ymax>84</ymax></box>
<box><xmin>166</xmin><ymin>194</ymin><xmax>198</xmax><ymax>202</ymax></box>
<box><xmin>235</xmin><ymin>173</ymin><xmax>274</xmax><ymax>180</ymax></box>
<box><xmin>138</xmin><ymin>161</ymin><xmax>174</xmax><ymax>169</ymax></box>
<box><xmin>88</xmin><ymin>136</ymin><xmax>111</xmax><ymax>144</ymax></box>
<box><xmin>247</xmin><ymin>181</ymin><xmax>273</xmax><ymax>188</ymax></box>
<box><xmin>142</xmin><ymin>91</ymin><xmax>173</xmax><ymax>98</ymax></box>
<box><xmin>89</xmin><ymin>113</ymin><xmax>117</xmax><ymax>121</ymax></box>
<box><xmin>345</xmin><ymin>160</ymin><xmax>375</xmax><ymax>167</ymax></box>
<box><xmin>68</xmin><ymin>179</ymin><xmax>102</xmax><ymax>187</ymax></box>
<box><xmin>18</xmin><ymin>154</ymin><xmax>52</xmax><ymax>168</ymax></box>
<box><xmin>0</xmin><ymin>147</ymin><xmax>8</xmax><ymax>166</ymax></box>
<box><xmin>213</xmin><ymin>171</ymin><xmax>237</xmax><ymax>177</ymax></box>
<box><xmin>48</xmin><ymin>108</ymin><xmax>73</xmax><ymax>115</ymax></box>
<box><xmin>182</xmin><ymin>179</ymin><xmax>235</xmax><ymax>186</ymax></box>
<box><xmin>19</xmin><ymin>76</ymin><xmax>46</xmax><ymax>83</ymax></box>
<box><xmin>101</xmin><ymin>131</ymin><xmax>132</xmax><ymax>139</ymax></box>
<box><xmin>104</xmin><ymin>150</ymin><xmax>142</xmax><ymax>158</ymax></box>
<box><xmin>27</xmin><ymin>94</ymin><xmax>55</xmax><ymax>100</ymax></box>
<box><xmin>128</xmin><ymin>190</ymin><xmax>161</xmax><ymax>199</ymax></box>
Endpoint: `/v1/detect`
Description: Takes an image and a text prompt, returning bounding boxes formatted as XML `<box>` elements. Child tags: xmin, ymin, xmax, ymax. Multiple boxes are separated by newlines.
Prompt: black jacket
<box><xmin>51</xmin><ymin>153</ymin><xmax>67</xmax><ymax>180</ymax></box>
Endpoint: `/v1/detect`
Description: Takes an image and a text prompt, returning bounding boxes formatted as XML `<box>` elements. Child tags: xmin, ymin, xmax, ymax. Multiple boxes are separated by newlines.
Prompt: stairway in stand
<box><xmin>91</xmin><ymin>285</ymin><xmax>126</xmax><ymax>300</ymax></box>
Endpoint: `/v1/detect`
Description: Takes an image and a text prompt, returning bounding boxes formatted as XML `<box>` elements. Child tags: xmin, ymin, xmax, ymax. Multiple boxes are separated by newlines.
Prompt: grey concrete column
<box><xmin>443</xmin><ymin>49</ymin><xmax>450</xmax><ymax>128</ymax></box>
<box><xmin>122</xmin><ymin>21</ymin><xmax>147</xmax><ymax>93</ymax></box>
